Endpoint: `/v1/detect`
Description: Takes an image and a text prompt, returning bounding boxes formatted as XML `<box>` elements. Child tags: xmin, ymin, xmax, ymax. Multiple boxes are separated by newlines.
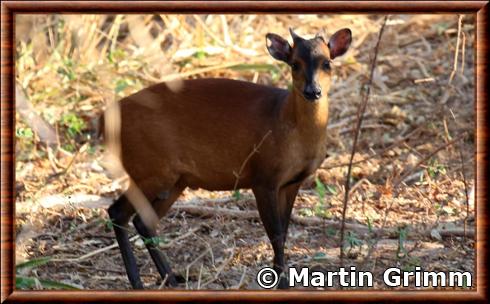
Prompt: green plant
<box><xmin>104</xmin><ymin>218</ymin><xmax>114</xmax><ymax>230</ymax></box>
<box><xmin>108</xmin><ymin>48</ymin><xmax>127</xmax><ymax>64</ymax></box>
<box><xmin>61</xmin><ymin>112</ymin><xmax>86</xmax><ymax>138</ymax></box>
<box><xmin>434</xmin><ymin>203</ymin><xmax>448</xmax><ymax>216</ymax></box>
<box><xmin>315</xmin><ymin>177</ymin><xmax>326</xmax><ymax>202</ymax></box>
<box><xmin>232</xmin><ymin>189</ymin><xmax>241</xmax><ymax>200</ymax></box>
<box><xmin>326</xmin><ymin>226</ymin><xmax>337</xmax><ymax>238</ymax></box>
<box><xmin>194</xmin><ymin>50</ymin><xmax>207</xmax><ymax>60</ymax></box>
<box><xmin>16</xmin><ymin>257</ymin><xmax>79</xmax><ymax>290</ymax></box>
<box><xmin>366</xmin><ymin>216</ymin><xmax>373</xmax><ymax>234</ymax></box>
<box><xmin>298</xmin><ymin>208</ymin><xmax>314</xmax><ymax>217</ymax></box>
<box><xmin>311</xmin><ymin>251</ymin><xmax>328</xmax><ymax>261</ymax></box>
<box><xmin>427</xmin><ymin>159</ymin><xmax>446</xmax><ymax>179</ymax></box>
<box><xmin>396</xmin><ymin>227</ymin><xmax>409</xmax><ymax>259</ymax></box>
<box><xmin>326</xmin><ymin>184</ymin><xmax>337</xmax><ymax>195</ymax></box>
<box><xmin>142</xmin><ymin>236</ymin><xmax>167</xmax><ymax>247</ymax></box>
<box><xmin>15</xmin><ymin>126</ymin><xmax>36</xmax><ymax>161</ymax></box>
<box><xmin>344</xmin><ymin>231</ymin><xmax>363</xmax><ymax>251</ymax></box>
<box><xmin>16</xmin><ymin>127</ymin><xmax>34</xmax><ymax>140</ymax></box>
<box><xmin>115</xmin><ymin>78</ymin><xmax>131</xmax><ymax>94</ymax></box>
<box><xmin>314</xmin><ymin>177</ymin><xmax>332</xmax><ymax>218</ymax></box>
<box><xmin>57</xmin><ymin>58</ymin><xmax>76</xmax><ymax>81</ymax></box>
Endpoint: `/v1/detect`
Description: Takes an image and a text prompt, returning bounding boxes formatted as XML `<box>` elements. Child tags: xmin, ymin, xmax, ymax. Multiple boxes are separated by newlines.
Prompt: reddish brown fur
<box><xmin>106</xmin><ymin>28</ymin><xmax>352</xmax><ymax>289</ymax></box>
<box><xmin>118</xmin><ymin>77</ymin><xmax>327</xmax><ymax>198</ymax></box>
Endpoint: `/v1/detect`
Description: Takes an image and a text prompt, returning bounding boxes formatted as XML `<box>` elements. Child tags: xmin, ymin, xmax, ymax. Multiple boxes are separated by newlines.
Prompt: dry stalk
<box><xmin>448</xmin><ymin>108</ymin><xmax>471</xmax><ymax>240</ymax></box>
<box><xmin>460</xmin><ymin>31</ymin><xmax>466</xmax><ymax>75</ymax></box>
<box><xmin>51</xmin><ymin>235</ymin><xmax>140</xmax><ymax>263</ymax></box>
<box><xmin>160</xmin><ymin>225</ymin><xmax>202</xmax><ymax>249</ymax></box>
<box><xmin>232</xmin><ymin>266</ymin><xmax>248</xmax><ymax>289</ymax></box>
<box><xmin>232</xmin><ymin>130</ymin><xmax>272</xmax><ymax>191</ymax></box>
<box><xmin>448</xmin><ymin>15</ymin><xmax>463</xmax><ymax>84</ymax></box>
<box><xmin>459</xmin><ymin>146</ymin><xmax>470</xmax><ymax>239</ymax></box>
<box><xmin>339</xmin><ymin>15</ymin><xmax>389</xmax><ymax>264</ymax></box>
<box><xmin>185</xmin><ymin>250</ymin><xmax>210</xmax><ymax>289</ymax></box>
<box><xmin>197</xmin><ymin>263</ymin><xmax>204</xmax><ymax>289</ymax></box>
<box><xmin>62</xmin><ymin>142</ymin><xmax>88</xmax><ymax>174</ymax></box>
<box><xmin>200</xmin><ymin>244</ymin><xmax>236</xmax><ymax>288</ymax></box>
<box><xmin>193</xmin><ymin>15</ymin><xmax>225</xmax><ymax>46</ymax></box>
<box><xmin>158</xmin><ymin>274</ymin><xmax>169</xmax><ymax>289</ymax></box>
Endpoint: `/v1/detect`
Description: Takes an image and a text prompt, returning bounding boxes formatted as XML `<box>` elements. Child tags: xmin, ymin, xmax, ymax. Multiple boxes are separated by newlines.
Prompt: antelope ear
<box><xmin>328</xmin><ymin>28</ymin><xmax>352</xmax><ymax>59</ymax></box>
<box><xmin>266</xmin><ymin>33</ymin><xmax>291</xmax><ymax>63</ymax></box>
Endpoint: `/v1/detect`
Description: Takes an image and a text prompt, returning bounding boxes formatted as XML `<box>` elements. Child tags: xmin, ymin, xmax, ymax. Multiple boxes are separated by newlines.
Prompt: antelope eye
<box><xmin>291</xmin><ymin>62</ymin><xmax>300</xmax><ymax>72</ymax></box>
<box><xmin>322</xmin><ymin>61</ymin><xmax>331</xmax><ymax>71</ymax></box>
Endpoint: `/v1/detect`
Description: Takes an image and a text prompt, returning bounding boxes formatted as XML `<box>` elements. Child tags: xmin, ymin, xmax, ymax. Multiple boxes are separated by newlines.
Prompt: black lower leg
<box><xmin>272</xmin><ymin>238</ymin><xmax>288</xmax><ymax>289</ymax></box>
<box><xmin>133</xmin><ymin>215</ymin><xmax>177</xmax><ymax>287</ymax></box>
<box><xmin>254</xmin><ymin>187</ymin><xmax>288</xmax><ymax>289</ymax></box>
<box><xmin>280</xmin><ymin>182</ymin><xmax>301</xmax><ymax>244</ymax></box>
<box><xmin>276</xmin><ymin>182</ymin><xmax>301</xmax><ymax>289</ymax></box>
<box><xmin>108</xmin><ymin>196</ymin><xmax>143</xmax><ymax>289</ymax></box>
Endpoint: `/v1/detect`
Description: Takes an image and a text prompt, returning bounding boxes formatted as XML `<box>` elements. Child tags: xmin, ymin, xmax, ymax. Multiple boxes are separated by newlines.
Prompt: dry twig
<box><xmin>51</xmin><ymin>235</ymin><xmax>140</xmax><ymax>263</ymax></box>
<box><xmin>173</xmin><ymin>202</ymin><xmax>474</xmax><ymax>239</ymax></box>
<box><xmin>232</xmin><ymin>130</ymin><xmax>272</xmax><ymax>191</ymax></box>
<box><xmin>200</xmin><ymin>244</ymin><xmax>236</xmax><ymax>289</ymax></box>
<box><xmin>448</xmin><ymin>15</ymin><xmax>463</xmax><ymax>84</ymax></box>
<box><xmin>339</xmin><ymin>15</ymin><xmax>389</xmax><ymax>263</ymax></box>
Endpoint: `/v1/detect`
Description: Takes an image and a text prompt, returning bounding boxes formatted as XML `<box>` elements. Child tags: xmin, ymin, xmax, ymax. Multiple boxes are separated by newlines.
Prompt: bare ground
<box><xmin>15</xmin><ymin>14</ymin><xmax>475</xmax><ymax>290</ymax></box>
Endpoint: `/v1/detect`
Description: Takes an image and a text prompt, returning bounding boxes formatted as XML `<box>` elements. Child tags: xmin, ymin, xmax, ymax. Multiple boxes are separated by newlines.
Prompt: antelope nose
<box><xmin>303</xmin><ymin>85</ymin><xmax>322</xmax><ymax>100</ymax></box>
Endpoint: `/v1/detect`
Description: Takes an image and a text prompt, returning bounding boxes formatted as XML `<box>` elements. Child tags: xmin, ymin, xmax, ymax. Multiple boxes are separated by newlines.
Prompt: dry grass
<box><xmin>15</xmin><ymin>14</ymin><xmax>475</xmax><ymax>290</ymax></box>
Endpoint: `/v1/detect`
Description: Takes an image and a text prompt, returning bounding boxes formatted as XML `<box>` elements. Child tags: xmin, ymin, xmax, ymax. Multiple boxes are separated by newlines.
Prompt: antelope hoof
<box><xmin>277</xmin><ymin>276</ymin><xmax>289</xmax><ymax>289</ymax></box>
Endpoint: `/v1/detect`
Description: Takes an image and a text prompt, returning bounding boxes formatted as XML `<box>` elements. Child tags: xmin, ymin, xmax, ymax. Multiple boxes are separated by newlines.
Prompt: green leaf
<box><xmin>16</xmin><ymin>276</ymin><xmax>79</xmax><ymax>290</ymax></box>
<box><xmin>366</xmin><ymin>217</ymin><xmax>373</xmax><ymax>234</ymax></box>
<box><xmin>61</xmin><ymin>112</ymin><xmax>86</xmax><ymax>137</ymax></box>
<box><xmin>105</xmin><ymin>219</ymin><xmax>114</xmax><ymax>230</ymax></box>
<box><xmin>326</xmin><ymin>184</ymin><xmax>337</xmax><ymax>195</ymax></box>
<box><xmin>143</xmin><ymin>236</ymin><xmax>165</xmax><ymax>246</ymax></box>
<box><xmin>314</xmin><ymin>178</ymin><xmax>331</xmax><ymax>218</ymax></box>
<box><xmin>312</xmin><ymin>251</ymin><xmax>328</xmax><ymax>261</ymax></box>
<box><xmin>16</xmin><ymin>257</ymin><xmax>52</xmax><ymax>272</ymax></box>
<box><xmin>397</xmin><ymin>227</ymin><xmax>408</xmax><ymax>258</ymax></box>
<box><xmin>345</xmin><ymin>231</ymin><xmax>363</xmax><ymax>248</ymax></box>
<box><xmin>16</xmin><ymin>276</ymin><xmax>39</xmax><ymax>289</ymax></box>
<box><xmin>326</xmin><ymin>227</ymin><xmax>336</xmax><ymax>237</ymax></box>
<box><xmin>233</xmin><ymin>190</ymin><xmax>241</xmax><ymax>200</ymax></box>
<box><xmin>108</xmin><ymin>48</ymin><xmax>127</xmax><ymax>64</ymax></box>
<box><xmin>16</xmin><ymin>127</ymin><xmax>34</xmax><ymax>139</ymax></box>
<box><xmin>315</xmin><ymin>178</ymin><xmax>326</xmax><ymax>201</ymax></box>
<box><xmin>298</xmin><ymin>208</ymin><xmax>314</xmax><ymax>217</ymax></box>
<box><xmin>194</xmin><ymin>50</ymin><xmax>207</xmax><ymax>60</ymax></box>
<box><xmin>115</xmin><ymin>79</ymin><xmax>129</xmax><ymax>94</ymax></box>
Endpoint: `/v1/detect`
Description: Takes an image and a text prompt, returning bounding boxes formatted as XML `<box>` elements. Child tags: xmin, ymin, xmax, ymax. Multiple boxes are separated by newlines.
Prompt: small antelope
<box><xmin>106</xmin><ymin>28</ymin><xmax>352</xmax><ymax>289</ymax></box>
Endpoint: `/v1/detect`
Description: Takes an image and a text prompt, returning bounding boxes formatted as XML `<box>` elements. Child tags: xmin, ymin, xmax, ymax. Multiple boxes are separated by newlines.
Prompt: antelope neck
<box><xmin>282</xmin><ymin>89</ymin><xmax>329</xmax><ymax>133</ymax></box>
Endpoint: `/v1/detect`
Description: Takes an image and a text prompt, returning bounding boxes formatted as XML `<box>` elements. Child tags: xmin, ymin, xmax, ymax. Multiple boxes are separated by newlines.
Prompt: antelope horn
<box><xmin>289</xmin><ymin>28</ymin><xmax>302</xmax><ymax>42</ymax></box>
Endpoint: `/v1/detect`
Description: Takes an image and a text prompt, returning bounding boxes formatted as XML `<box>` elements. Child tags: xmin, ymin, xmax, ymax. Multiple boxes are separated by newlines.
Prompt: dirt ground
<box><xmin>15</xmin><ymin>14</ymin><xmax>475</xmax><ymax>290</ymax></box>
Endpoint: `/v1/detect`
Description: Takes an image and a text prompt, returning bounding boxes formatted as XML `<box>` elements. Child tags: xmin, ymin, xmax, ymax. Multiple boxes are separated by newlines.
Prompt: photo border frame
<box><xmin>1</xmin><ymin>1</ymin><xmax>488</xmax><ymax>302</ymax></box>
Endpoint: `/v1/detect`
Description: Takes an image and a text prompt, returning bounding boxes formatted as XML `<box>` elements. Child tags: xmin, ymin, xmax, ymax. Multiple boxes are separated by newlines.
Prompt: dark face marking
<box><xmin>266</xmin><ymin>28</ymin><xmax>352</xmax><ymax>102</ymax></box>
<box><xmin>290</xmin><ymin>37</ymin><xmax>332</xmax><ymax>101</ymax></box>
